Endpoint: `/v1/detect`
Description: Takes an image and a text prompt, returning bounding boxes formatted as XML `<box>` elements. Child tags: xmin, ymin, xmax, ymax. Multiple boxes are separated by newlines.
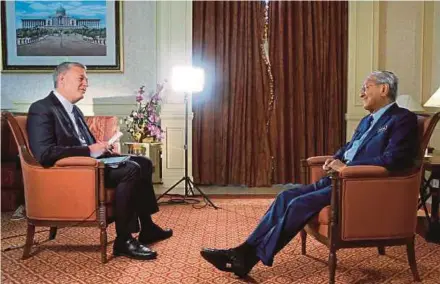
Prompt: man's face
<box><xmin>359</xmin><ymin>76</ymin><xmax>389</xmax><ymax>113</ymax></box>
<box><xmin>57</xmin><ymin>66</ymin><xmax>88</xmax><ymax>103</ymax></box>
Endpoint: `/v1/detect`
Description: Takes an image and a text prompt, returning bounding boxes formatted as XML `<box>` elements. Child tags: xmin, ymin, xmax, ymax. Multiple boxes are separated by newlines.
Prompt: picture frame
<box><xmin>1</xmin><ymin>0</ymin><xmax>123</xmax><ymax>73</ymax></box>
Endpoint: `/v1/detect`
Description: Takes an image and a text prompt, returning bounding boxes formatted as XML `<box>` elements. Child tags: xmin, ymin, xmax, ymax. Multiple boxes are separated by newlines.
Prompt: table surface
<box><xmin>424</xmin><ymin>156</ymin><xmax>440</xmax><ymax>167</ymax></box>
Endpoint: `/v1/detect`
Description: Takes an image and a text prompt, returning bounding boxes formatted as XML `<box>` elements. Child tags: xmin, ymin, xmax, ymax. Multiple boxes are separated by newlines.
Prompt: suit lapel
<box><xmin>48</xmin><ymin>92</ymin><xmax>82</xmax><ymax>141</ymax></box>
<box><xmin>346</xmin><ymin>117</ymin><xmax>371</xmax><ymax>150</ymax></box>
<box><xmin>353</xmin><ymin>104</ymin><xmax>397</xmax><ymax>159</ymax></box>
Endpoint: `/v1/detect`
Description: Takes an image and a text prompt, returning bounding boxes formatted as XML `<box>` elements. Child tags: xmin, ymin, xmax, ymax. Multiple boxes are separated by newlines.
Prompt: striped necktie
<box><xmin>72</xmin><ymin>106</ymin><xmax>94</xmax><ymax>145</ymax></box>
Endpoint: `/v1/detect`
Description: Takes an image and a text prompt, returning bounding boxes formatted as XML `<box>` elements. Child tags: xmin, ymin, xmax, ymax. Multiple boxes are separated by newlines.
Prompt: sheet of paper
<box><xmin>108</xmin><ymin>131</ymin><xmax>123</xmax><ymax>145</ymax></box>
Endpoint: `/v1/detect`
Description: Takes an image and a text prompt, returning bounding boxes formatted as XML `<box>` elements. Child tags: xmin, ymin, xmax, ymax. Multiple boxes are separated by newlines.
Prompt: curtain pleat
<box><xmin>192</xmin><ymin>1</ymin><xmax>271</xmax><ymax>186</ymax></box>
<box><xmin>192</xmin><ymin>1</ymin><xmax>348</xmax><ymax>186</ymax></box>
<box><xmin>268</xmin><ymin>1</ymin><xmax>348</xmax><ymax>183</ymax></box>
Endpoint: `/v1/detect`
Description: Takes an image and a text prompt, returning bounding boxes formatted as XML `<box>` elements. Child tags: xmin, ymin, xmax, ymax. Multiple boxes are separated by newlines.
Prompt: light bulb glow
<box><xmin>171</xmin><ymin>66</ymin><xmax>205</xmax><ymax>93</ymax></box>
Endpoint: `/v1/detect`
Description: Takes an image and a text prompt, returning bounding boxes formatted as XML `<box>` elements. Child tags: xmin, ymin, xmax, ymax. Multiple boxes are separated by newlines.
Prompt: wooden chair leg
<box><xmin>100</xmin><ymin>227</ymin><xmax>107</xmax><ymax>264</ymax></box>
<box><xmin>406</xmin><ymin>238</ymin><xmax>421</xmax><ymax>282</ymax></box>
<box><xmin>300</xmin><ymin>229</ymin><xmax>307</xmax><ymax>255</ymax></box>
<box><xmin>49</xmin><ymin>227</ymin><xmax>57</xmax><ymax>240</ymax></box>
<box><xmin>328</xmin><ymin>249</ymin><xmax>337</xmax><ymax>284</ymax></box>
<box><xmin>22</xmin><ymin>223</ymin><xmax>35</xmax><ymax>260</ymax></box>
<box><xmin>378</xmin><ymin>246</ymin><xmax>385</xmax><ymax>255</ymax></box>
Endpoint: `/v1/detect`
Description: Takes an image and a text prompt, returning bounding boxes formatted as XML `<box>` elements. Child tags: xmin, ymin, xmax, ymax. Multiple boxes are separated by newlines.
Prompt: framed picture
<box><xmin>1</xmin><ymin>0</ymin><xmax>123</xmax><ymax>72</ymax></box>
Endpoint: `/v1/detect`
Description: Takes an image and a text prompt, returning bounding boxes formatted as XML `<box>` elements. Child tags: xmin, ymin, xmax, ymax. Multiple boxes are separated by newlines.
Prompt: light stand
<box><xmin>156</xmin><ymin>67</ymin><xmax>218</xmax><ymax>209</ymax></box>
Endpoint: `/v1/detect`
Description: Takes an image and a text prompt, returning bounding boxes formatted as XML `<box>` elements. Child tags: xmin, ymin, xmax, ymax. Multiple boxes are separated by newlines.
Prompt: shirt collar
<box><xmin>371</xmin><ymin>102</ymin><xmax>395</xmax><ymax>122</ymax></box>
<box><xmin>53</xmin><ymin>90</ymin><xmax>74</xmax><ymax>114</ymax></box>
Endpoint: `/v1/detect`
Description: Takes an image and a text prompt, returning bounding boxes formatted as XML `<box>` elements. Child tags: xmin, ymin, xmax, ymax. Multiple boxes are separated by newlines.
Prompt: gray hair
<box><xmin>370</xmin><ymin>70</ymin><xmax>399</xmax><ymax>101</ymax></box>
<box><xmin>53</xmin><ymin>62</ymin><xmax>87</xmax><ymax>88</ymax></box>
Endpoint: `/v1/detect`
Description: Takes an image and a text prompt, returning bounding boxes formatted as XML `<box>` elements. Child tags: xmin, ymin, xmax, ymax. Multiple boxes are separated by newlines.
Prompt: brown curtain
<box><xmin>268</xmin><ymin>1</ymin><xmax>348</xmax><ymax>183</ymax></box>
<box><xmin>192</xmin><ymin>1</ymin><xmax>271</xmax><ymax>186</ymax></box>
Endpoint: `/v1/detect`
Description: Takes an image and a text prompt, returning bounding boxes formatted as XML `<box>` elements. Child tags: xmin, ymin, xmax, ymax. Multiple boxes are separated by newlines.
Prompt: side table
<box><xmin>124</xmin><ymin>142</ymin><xmax>162</xmax><ymax>184</ymax></box>
<box><xmin>420</xmin><ymin>156</ymin><xmax>440</xmax><ymax>243</ymax></box>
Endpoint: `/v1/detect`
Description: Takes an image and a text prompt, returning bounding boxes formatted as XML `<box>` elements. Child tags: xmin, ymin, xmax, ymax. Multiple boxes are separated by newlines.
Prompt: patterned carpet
<box><xmin>2</xmin><ymin>198</ymin><xmax>440</xmax><ymax>284</ymax></box>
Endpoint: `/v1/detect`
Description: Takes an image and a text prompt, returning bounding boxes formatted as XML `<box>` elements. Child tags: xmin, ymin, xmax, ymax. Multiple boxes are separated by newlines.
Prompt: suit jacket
<box><xmin>27</xmin><ymin>92</ymin><xmax>96</xmax><ymax>167</ymax></box>
<box><xmin>333</xmin><ymin>103</ymin><xmax>418</xmax><ymax>172</ymax></box>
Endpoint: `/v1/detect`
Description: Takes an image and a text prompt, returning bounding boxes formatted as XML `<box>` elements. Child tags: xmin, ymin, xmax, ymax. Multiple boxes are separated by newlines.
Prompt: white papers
<box><xmin>108</xmin><ymin>131</ymin><xmax>123</xmax><ymax>145</ymax></box>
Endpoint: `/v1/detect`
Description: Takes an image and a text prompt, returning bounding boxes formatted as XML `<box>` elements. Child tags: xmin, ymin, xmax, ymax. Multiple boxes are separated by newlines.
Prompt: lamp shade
<box><xmin>171</xmin><ymin>66</ymin><xmax>205</xmax><ymax>93</ymax></box>
<box><xmin>396</xmin><ymin>94</ymin><xmax>424</xmax><ymax>112</ymax></box>
<box><xmin>424</xmin><ymin>87</ymin><xmax>440</xmax><ymax>107</ymax></box>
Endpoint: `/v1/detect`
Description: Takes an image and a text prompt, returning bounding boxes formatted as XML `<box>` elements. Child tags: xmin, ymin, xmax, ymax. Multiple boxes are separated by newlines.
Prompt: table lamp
<box><xmin>423</xmin><ymin>87</ymin><xmax>440</xmax><ymax>157</ymax></box>
<box><xmin>396</xmin><ymin>94</ymin><xmax>425</xmax><ymax>113</ymax></box>
<box><xmin>424</xmin><ymin>87</ymin><xmax>440</xmax><ymax>108</ymax></box>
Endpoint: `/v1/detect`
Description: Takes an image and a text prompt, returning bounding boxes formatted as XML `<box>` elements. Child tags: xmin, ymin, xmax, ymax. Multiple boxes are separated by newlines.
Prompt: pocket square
<box><xmin>377</xmin><ymin>125</ymin><xmax>388</xmax><ymax>133</ymax></box>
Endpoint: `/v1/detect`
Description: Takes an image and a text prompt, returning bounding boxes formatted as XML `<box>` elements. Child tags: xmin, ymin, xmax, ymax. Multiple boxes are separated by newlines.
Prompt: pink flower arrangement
<box><xmin>124</xmin><ymin>83</ymin><xmax>165</xmax><ymax>142</ymax></box>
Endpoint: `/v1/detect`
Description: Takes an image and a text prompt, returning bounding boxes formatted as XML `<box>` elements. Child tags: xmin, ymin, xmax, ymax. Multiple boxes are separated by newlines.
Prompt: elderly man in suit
<box><xmin>201</xmin><ymin>71</ymin><xmax>419</xmax><ymax>277</ymax></box>
<box><xmin>27</xmin><ymin>62</ymin><xmax>172</xmax><ymax>260</ymax></box>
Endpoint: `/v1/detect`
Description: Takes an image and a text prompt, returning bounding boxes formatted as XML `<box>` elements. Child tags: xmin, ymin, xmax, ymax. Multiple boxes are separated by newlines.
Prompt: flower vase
<box><xmin>142</xmin><ymin>136</ymin><xmax>155</xmax><ymax>143</ymax></box>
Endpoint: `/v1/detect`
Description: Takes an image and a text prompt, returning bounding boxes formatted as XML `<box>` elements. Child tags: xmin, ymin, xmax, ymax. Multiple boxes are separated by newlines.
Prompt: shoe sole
<box><xmin>113</xmin><ymin>251</ymin><xmax>157</xmax><ymax>260</ymax></box>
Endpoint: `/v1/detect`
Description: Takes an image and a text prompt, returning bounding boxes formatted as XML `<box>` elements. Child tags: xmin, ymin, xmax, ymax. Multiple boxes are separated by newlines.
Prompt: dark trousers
<box><xmin>104</xmin><ymin>155</ymin><xmax>159</xmax><ymax>239</ymax></box>
<box><xmin>246</xmin><ymin>177</ymin><xmax>332</xmax><ymax>266</ymax></box>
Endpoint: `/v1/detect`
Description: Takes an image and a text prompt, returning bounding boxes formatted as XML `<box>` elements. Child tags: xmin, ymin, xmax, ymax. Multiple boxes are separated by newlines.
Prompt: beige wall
<box><xmin>348</xmin><ymin>1</ymin><xmax>440</xmax><ymax>148</ymax></box>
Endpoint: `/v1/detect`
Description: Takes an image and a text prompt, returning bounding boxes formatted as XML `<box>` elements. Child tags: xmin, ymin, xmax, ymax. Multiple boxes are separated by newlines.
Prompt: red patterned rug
<box><xmin>2</xmin><ymin>198</ymin><xmax>440</xmax><ymax>284</ymax></box>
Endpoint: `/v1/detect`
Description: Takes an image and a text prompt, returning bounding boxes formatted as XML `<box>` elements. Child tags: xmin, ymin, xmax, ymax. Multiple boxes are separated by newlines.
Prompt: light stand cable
<box><xmin>156</xmin><ymin>92</ymin><xmax>218</xmax><ymax>209</ymax></box>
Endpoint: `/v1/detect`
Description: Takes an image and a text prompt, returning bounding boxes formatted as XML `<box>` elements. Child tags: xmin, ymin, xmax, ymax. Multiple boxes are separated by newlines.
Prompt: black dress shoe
<box><xmin>113</xmin><ymin>237</ymin><xmax>157</xmax><ymax>260</ymax></box>
<box><xmin>200</xmin><ymin>248</ymin><xmax>258</xmax><ymax>278</ymax></box>
<box><xmin>139</xmin><ymin>226</ymin><xmax>173</xmax><ymax>245</ymax></box>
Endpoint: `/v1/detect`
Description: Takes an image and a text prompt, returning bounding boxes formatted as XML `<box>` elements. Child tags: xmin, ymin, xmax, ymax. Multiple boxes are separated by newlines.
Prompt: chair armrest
<box><xmin>339</xmin><ymin>165</ymin><xmax>389</xmax><ymax>178</ymax></box>
<box><xmin>54</xmin><ymin>157</ymin><xmax>99</xmax><ymax>167</ymax></box>
<box><xmin>306</xmin><ymin>155</ymin><xmax>333</xmax><ymax>166</ymax></box>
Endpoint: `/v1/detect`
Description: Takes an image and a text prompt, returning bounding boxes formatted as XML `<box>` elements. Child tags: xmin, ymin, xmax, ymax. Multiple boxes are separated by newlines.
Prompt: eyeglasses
<box><xmin>360</xmin><ymin>83</ymin><xmax>378</xmax><ymax>94</ymax></box>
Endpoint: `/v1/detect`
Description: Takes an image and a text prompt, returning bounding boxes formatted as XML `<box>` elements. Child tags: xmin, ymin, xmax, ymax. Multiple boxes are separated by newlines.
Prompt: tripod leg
<box><xmin>188</xmin><ymin>179</ymin><xmax>218</xmax><ymax>209</ymax></box>
<box><xmin>186</xmin><ymin>178</ymin><xmax>196</xmax><ymax>196</ymax></box>
<box><xmin>156</xmin><ymin>177</ymin><xmax>186</xmax><ymax>201</ymax></box>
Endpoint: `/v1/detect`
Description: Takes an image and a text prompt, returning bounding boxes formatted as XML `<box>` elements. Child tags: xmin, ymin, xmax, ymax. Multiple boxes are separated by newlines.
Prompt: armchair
<box><xmin>300</xmin><ymin>112</ymin><xmax>440</xmax><ymax>284</ymax></box>
<box><xmin>4</xmin><ymin>112</ymin><xmax>118</xmax><ymax>263</ymax></box>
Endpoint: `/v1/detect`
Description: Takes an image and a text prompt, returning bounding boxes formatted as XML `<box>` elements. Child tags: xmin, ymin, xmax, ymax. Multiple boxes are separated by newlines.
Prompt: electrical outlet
<box><xmin>431</xmin><ymin>179</ymin><xmax>439</xmax><ymax>188</ymax></box>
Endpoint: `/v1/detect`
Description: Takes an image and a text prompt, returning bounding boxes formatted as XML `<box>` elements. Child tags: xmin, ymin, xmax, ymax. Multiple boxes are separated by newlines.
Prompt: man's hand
<box><xmin>89</xmin><ymin>142</ymin><xmax>110</xmax><ymax>158</ymax></box>
<box><xmin>322</xmin><ymin>158</ymin><xmax>335</xmax><ymax>171</ymax></box>
<box><xmin>328</xmin><ymin>159</ymin><xmax>347</xmax><ymax>172</ymax></box>
<box><xmin>107</xmin><ymin>144</ymin><xmax>121</xmax><ymax>156</ymax></box>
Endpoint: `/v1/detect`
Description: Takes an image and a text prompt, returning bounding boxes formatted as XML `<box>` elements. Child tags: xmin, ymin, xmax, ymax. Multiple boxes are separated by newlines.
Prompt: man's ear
<box><xmin>58</xmin><ymin>74</ymin><xmax>65</xmax><ymax>87</ymax></box>
<box><xmin>380</xmin><ymin>84</ymin><xmax>389</xmax><ymax>97</ymax></box>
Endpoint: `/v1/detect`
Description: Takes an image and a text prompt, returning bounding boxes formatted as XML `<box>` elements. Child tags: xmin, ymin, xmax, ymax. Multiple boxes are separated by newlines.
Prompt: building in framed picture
<box><xmin>16</xmin><ymin>4</ymin><xmax>107</xmax><ymax>56</ymax></box>
<box><xmin>1</xmin><ymin>0</ymin><xmax>122</xmax><ymax>71</ymax></box>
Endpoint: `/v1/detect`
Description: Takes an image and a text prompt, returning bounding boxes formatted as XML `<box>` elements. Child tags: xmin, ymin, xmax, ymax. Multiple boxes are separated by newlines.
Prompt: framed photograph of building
<box><xmin>1</xmin><ymin>0</ymin><xmax>123</xmax><ymax>72</ymax></box>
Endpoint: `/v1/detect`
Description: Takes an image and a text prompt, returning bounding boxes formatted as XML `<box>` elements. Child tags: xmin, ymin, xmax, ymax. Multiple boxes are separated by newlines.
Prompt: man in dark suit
<box><xmin>27</xmin><ymin>62</ymin><xmax>172</xmax><ymax>260</ymax></box>
<box><xmin>201</xmin><ymin>71</ymin><xmax>419</xmax><ymax>277</ymax></box>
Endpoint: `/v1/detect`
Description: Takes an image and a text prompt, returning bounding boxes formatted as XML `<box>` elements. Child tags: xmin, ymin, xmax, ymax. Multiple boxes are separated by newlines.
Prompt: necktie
<box><xmin>359</xmin><ymin>115</ymin><xmax>374</xmax><ymax>136</ymax></box>
<box><xmin>72</xmin><ymin>106</ymin><xmax>94</xmax><ymax>145</ymax></box>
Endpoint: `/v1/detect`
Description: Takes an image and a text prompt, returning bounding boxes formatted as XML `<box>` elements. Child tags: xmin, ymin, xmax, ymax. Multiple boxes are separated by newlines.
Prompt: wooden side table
<box><xmin>420</xmin><ymin>156</ymin><xmax>440</xmax><ymax>243</ymax></box>
<box><xmin>124</xmin><ymin>142</ymin><xmax>162</xmax><ymax>184</ymax></box>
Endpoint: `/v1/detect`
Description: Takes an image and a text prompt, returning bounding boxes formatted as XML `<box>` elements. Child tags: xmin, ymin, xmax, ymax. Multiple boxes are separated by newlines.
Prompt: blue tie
<box><xmin>359</xmin><ymin>115</ymin><xmax>374</xmax><ymax>136</ymax></box>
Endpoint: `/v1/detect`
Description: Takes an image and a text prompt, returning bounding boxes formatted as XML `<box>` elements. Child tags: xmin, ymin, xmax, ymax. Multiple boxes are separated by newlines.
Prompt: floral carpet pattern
<box><xmin>2</xmin><ymin>198</ymin><xmax>440</xmax><ymax>284</ymax></box>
